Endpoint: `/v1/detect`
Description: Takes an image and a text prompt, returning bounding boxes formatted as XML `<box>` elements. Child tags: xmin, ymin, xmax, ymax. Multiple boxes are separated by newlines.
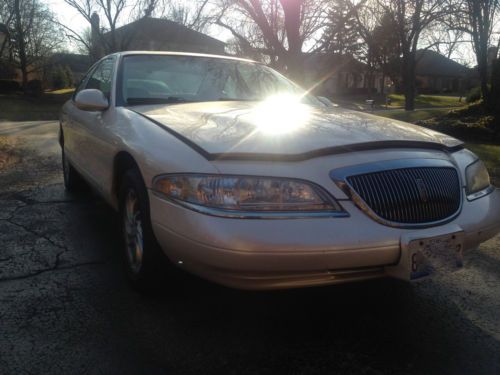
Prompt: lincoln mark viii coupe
<box><xmin>60</xmin><ymin>51</ymin><xmax>500</xmax><ymax>290</ymax></box>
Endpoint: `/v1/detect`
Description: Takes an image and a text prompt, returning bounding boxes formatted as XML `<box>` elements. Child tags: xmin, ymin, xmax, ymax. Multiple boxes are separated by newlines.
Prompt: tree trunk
<box><xmin>402</xmin><ymin>53</ymin><xmax>416</xmax><ymax>111</ymax></box>
<box><xmin>13</xmin><ymin>0</ymin><xmax>28</xmax><ymax>92</ymax></box>
<box><xmin>285</xmin><ymin>51</ymin><xmax>304</xmax><ymax>84</ymax></box>
<box><xmin>280</xmin><ymin>0</ymin><xmax>304</xmax><ymax>83</ymax></box>
<box><xmin>404</xmin><ymin>83</ymin><xmax>415</xmax><ymax>111</ymax></box>
<box><xmin>477</xmin><ymin>52</ymin><xmax>490</xmax><ymax>105</ymax></box>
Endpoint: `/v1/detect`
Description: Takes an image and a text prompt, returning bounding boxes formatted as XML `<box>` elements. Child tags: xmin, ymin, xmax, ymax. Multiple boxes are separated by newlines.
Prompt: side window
<box><xmin>73</xmin><ymin>63</ymin><xmax>98</xmax><ymax>98</ymax></box>
<box><xmin>85</xmin><ymin>58</ymin><xmax>115</xmax><ymax>98</ymax></box>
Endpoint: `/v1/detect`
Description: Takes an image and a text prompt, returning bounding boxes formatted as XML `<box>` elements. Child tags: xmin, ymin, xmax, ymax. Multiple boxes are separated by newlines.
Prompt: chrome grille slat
<box><xmin>396</xmin><ymin>170</ymin><xmax>415</xmax><ymax>222</ymax></box>
<box><xmin>373</xmin><ymin>173</ymin><xmax>389</xmax><ymax>218</ymax></box>
<box><xmin>346</xmin><ymin>167</ymin><xmax>461</xmax><ymax>225</ymax></box>
<box><xmin>380</xmin><ymin>170</ymin><xmax>400</xmax><ymax>221</ymax></box>
<box><xmin>408</xmin><ymin>169</ymin><xmax>425</xmax><ymax>222</ymax></box>
<box><xmin>421</xmin><ymin>168</ymin><xmax>440</xmax><ymax>219</ymax></box>
<box><xmin>427</xmin><ymin>168</ymin><xmax>446</xmax><ymax>218</ymax></box>
<box><xmin>402</xmin><ymin>169</ymin><xmax>422</xmax><ymax>222</ymax></box>
<box><xmin>389</xmin><ymin>170</ymin><xmax>411</xmax><ymax>222</ymax></box>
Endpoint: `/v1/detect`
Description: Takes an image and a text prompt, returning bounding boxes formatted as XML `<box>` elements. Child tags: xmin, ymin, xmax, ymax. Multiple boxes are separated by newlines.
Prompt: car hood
<box><xmin>130</xmin><ymin>101</ymin><xmax>463</xmax><ymax>161</ymax></box>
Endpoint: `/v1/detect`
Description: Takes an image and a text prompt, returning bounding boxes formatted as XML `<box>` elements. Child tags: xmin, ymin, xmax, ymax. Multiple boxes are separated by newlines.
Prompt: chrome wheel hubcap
<box><xmin>123</xmin><ymin>189</ymin><xmax>144</xmax><ymax>274</ymax></box>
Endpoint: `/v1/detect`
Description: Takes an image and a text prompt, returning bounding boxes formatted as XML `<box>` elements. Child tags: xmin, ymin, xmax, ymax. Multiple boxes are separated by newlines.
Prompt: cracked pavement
<box><xmin>1</xmin><ymin>121</ymin><xmax>500</xmax><ymax>374</ymax></box>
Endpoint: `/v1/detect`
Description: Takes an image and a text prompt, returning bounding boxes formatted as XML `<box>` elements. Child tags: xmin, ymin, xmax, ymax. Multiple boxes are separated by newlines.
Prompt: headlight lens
<box><xmin>465</xmin><ymin>159</ymin><xmax>490</xmax><ymax>195</ymax></box>
<box><xmin>153</xmin><ymin>174</ymin><xmax>342</xmax><ymax>212</ymax></box>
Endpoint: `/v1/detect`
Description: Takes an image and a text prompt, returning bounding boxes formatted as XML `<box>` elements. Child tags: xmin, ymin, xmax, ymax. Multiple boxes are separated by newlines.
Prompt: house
<box><xmin>415</xmin><ymin>50</ymin><xmax>476</xmax><ymax>93</ymax></box>
<box><xmin>304</xmin><ymin>53</ymin><xmax>392</xmax><ymax>96</ymax></box>
<box><xmin>0</xmin><ymin>23</ymin><xmax>8</xmax><ymax>47</ymax></box>
<box><xmin>95</xmin><ymin>17</ymin><xmax>226</xmax><ymax>57</ymax></box>
<box><xmin>0</xmin><ymin>22</ymin><xmax>12</xmax><ymax>65</ymax></box>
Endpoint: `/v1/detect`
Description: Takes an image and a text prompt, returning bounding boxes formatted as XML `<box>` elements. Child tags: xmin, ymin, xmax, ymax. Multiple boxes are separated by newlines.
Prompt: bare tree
<box><xmin>0</xmin><ymin>0</ymin><xmax>14</xmax><ymax>60</ymax></box>
<box><xmin>377</xmin><ymin>0</ymin><xmax>450</xmax><ymax>110</ymax></box>
<box><xmin>347</xmin><ymin>0</ymin><xmax>384</xmax><ymax>93</ymax></box>
<box><xmin>162</xmin><ymin>0</ymin><xmax>212</xmax><ymax>32</ymax></box>
<box><xmin>424</xmin><ymin>27</ymin><xmax>466</xmax><ymax>59</ymax></box>
<box><xmin>216</xmin><ymin>0</ymin><xmax>331</xmax><ymax>82</ymax></box>
<box><xmin>448</xmin><ymin>0</ymin><xmax>499</xmax><ymax>105</ymax></box>
<box><xmin>5</xmin><ymin>0</ymin><xmax>64</xmax><ymax>90</ymax></box>
<box><xmin>62</xmin><ymin>0</ymin><xmax>127</xmax><ymax>59</ymax></box>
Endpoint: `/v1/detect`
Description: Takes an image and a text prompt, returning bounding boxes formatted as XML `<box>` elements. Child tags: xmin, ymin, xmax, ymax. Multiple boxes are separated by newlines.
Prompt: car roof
<box><xmin>110</xmin><ymin>51</ymin><xmax>260</xmax><ymax>64</ymax></box>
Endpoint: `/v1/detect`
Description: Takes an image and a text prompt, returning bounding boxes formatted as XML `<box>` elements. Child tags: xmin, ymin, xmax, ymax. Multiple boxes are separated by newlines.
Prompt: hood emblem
<box><xmin>415</xmin><ymin>178</ymin><xmax>429</xmax><ymax>203</ymax></box>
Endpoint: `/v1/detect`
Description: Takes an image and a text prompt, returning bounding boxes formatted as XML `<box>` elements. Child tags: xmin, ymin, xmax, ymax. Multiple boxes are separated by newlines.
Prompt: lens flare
<box><xmin>251</xmin><ymin>94</ymin><xmax>311</xmax><ymax>135</ymax></box>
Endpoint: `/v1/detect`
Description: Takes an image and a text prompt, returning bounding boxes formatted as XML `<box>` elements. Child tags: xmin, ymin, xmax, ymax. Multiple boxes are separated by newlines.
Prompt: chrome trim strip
<box><xmin>151</xmin><ymin>191</ymin><xmax>350</xmax><ymax>219</ymax></box>
<box><xmin>330</xmin><ymin>158</ymin><xmax>458</xmax><ymax>181</ymax></box>
<box><xmin>330</xmin><ymin>159</ymin><xmax>463</xmax><ymax>229</ymax></box>
<box><xmin>466</xmin><ymin>185</ymin><xmax>495</xmax><ymax>201</ymax></box>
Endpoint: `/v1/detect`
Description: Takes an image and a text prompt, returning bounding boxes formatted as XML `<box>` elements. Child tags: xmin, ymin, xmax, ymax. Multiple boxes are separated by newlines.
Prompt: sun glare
<box><xmin>251</xmin><ymin>94</ymin><xmax>311</xmax><ymax>135</ymax></box>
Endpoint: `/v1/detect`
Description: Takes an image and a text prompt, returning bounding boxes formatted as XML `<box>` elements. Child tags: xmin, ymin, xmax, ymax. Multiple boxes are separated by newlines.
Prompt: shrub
<box><xmin>47</xmin><ymin>64</ymin><xmax>75</xmax><ymax>90</ymax></box>
<box><xmin>0</xmin><ymin>80</ymin><xmax>21</xmax><ymax>93</ymax></box>
<box><xmin>415</xmin><ymin>102</ymin><xmax>499</xmax><ymax>142</ymax></box>
<box><xmin>466</xmin><ymin>86</ymin><xmax>481</xmax><ymax>103</ymax></box>
<box><xmin>51</xmin><ymin>65</ymin><xmax>65</xmax><ymax>89</ymax></box>
<box><xmin>63</xmin><ymin>65</ymin><xmax>74</xmax><ymax>88</ymax></box>
<box><xmin>25</xmin><ymin>79</ymin><xmax>43</xmax><ymax>97</ymax></box>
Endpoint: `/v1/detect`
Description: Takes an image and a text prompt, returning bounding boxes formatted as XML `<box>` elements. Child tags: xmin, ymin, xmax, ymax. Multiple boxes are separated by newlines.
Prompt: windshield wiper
<box><xmin>126</xmin><ymin>97</ymin><xmax>191</xmax><ymax>105</ymax></box>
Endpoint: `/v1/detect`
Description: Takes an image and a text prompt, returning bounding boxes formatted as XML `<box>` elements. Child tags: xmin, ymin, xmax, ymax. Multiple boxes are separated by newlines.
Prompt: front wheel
<box><xmin>119</xmin><ymin>168</ymin><xmax>167</xmax><ymax>290</ymax></box>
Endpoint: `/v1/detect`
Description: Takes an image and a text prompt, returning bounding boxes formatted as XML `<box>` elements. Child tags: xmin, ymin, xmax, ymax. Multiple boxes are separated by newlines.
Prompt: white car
<box><xmin>60</xmin><ymin>51</ymin><xmax>500</xmax><ymax>290</ymax></box>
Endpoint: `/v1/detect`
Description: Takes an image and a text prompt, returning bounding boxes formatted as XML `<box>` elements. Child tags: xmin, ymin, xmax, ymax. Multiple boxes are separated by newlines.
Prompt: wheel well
<box><xmin>59</xmin><ymin>124</ymin><xmax>64</xmax><ymax>147</ymax></box>
<box><xmin>113</xmin><ymin>151</ymin><xmax>140</xmax><ymax>198</ymax></box>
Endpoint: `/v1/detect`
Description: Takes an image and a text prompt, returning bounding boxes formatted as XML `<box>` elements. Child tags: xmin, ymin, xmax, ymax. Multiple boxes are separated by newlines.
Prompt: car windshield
<box><xmin>120</xmin><ymin>55</ymin><xmax>320</xmax><ymax>106</ymax></box>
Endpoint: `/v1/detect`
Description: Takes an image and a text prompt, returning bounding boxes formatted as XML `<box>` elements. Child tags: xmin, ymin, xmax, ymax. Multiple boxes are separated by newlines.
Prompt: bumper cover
<box><xmin>150</xmin><ymin>188</ymin><xmax>500</xmax><ymax>290</ymax></box>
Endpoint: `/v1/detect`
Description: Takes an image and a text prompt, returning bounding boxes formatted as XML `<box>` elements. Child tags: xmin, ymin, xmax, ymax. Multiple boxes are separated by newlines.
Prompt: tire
<box><xmin>119</xmin><ymin>168</ymin><xmax>167</xmax><ymax>291</ymax></box>
<box><xmin>62</xmin><ymin>148</ymin><xmax>86</xmax><ymax>191</ymax></box>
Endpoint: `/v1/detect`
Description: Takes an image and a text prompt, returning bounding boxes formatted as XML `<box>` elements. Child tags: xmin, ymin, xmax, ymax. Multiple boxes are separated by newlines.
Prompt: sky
<box><xmin>47</xmin><ymin>0</ymin><xmax>478</xmax><ymax>66</ymax></box>
<box><xmin>48</xmin><ymin>0</ymin><xmax>232</xmax><ymax>52</ymax></box>
<box><xmin>48</xmin><ymin>0</ymin><xmax>88</xmax><ymax>34</ymax></box>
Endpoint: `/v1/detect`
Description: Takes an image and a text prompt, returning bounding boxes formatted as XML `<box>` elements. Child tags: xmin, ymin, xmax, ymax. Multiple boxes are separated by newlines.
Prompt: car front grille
<box><xmin>346</xmin><ymin>167</ymin><xmax>461</xmax><ymax>225</ymax></box>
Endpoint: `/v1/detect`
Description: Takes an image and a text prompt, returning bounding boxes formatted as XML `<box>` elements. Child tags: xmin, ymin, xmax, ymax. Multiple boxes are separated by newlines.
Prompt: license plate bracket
<box><xmin>409</xmin><ymin>232</ymin><xmax>464</xmax><ymax>280</ymax></box>
<box><xmin>387</xmin><ymin>231</ymin><xmax>465</xmax><ymax>281</ymax></box>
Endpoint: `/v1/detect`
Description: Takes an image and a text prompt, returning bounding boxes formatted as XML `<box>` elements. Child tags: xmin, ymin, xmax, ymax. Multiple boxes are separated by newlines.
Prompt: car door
<box><xmin>69</xmin><ymin>56</ymin><xmax>117</xmax><ymax>195</ymax></box>
<box><xmin>62</xmin><ymin>63</ymin><xmax>97</xmax><ymax>167</ymax></box>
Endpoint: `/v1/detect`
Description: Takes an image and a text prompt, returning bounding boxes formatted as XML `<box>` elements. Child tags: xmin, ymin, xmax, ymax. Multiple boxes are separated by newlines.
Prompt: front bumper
<box><xmin>150</xmin><ymin>188</ymin><xmax>500</xmax><ymax>290</ymax></box>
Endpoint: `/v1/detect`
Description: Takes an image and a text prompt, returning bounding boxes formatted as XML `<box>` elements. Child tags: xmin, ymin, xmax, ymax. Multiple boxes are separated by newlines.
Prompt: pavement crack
<box><xmin>0</xmin><ymin>259</ymin><xmax>109</xmax><ymax>283</ymax></box>
<box><xmin>5</xmin><ymin>218</ymin><xmax>69</xmax><ymax>253</ymax></box>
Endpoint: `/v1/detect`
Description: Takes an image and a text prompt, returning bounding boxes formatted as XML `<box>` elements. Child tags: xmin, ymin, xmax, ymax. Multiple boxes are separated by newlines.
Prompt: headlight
<box><xmin>152</xmin><ymin>174</ymin><xmax>345</xmax><ymax>217</ymax></box>
<box><xmin>465</xmin><ymin>159</ymin><xmax>491</xmax><ymax>196</ymax></box>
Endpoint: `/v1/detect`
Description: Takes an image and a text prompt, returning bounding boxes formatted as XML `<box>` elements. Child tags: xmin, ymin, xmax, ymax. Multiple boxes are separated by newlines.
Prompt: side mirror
<box><xmin>316</xmin><ymin>96</ymin><xmax>337</xmax><ymax>107</ymax></box>
<box><xmin>74</xmin><ymin>89</ymin><xmax>109</xmax><ymax>111</ymax></box>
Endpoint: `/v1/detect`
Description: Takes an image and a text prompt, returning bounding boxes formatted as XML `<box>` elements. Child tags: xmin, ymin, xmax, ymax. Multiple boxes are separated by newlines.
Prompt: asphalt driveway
<box><xmin>1</xmin><ymin>121</ymin><xmax>500</xmax><ymax>374</ymax></box>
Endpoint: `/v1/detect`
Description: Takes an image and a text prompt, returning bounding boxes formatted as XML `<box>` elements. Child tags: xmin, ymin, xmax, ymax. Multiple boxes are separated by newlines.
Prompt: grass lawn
<box><xmin>375</xmin><ymin>108</ymin><xmax>458</xmax><ymax>123</ymax></box>
<box><xmin>0</xmin><ymin>89</ymin><xmax>74</xmax><ymax>121</ymax></box>
<box><xmin>465</xmin><ymin>143</ymin><xmax>500</xmax><ymax>186</ymax></box>
<box><xmin>333</xmin><ymin>94</ymin><xmax>467</xmax><ymax>111</ymax></box>
<box><xmin>45</xmin><ymin>88</ymin><xmax>75</xmax><ymax>96</ymax></box>
<box><xmin>375</xmin><ymin>107</ymin><xmax>500</xmax><ymax>185</ymax></box>
<box><xmin>387</xmin><ymin>94</ymin><xmax>465</xmax><ymax>109</ymax></box>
